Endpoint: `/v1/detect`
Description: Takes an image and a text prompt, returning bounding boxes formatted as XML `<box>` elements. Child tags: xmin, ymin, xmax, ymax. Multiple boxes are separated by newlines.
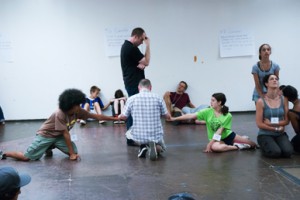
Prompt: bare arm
<box><xmin>253</xmin><ymin>74</ymin><xmax>264</xmax><ymax>98</ymax></box>
<box><xmin>88</xmin><ymin>113</ymin><xmax>118</xmax><ymax>121</ymax></box>
<box><xmin>102</xmin><ymin>102</ymin><xmax>111</xmax><ymax>110</ymax></box>
<box><xmin>170</xmin><ymin>113</ymin><xmax>197</xmax><ymax>121</ymax></box>
<box><xmin>204</xmin><ymin>127</ymin><xmax>224</xmax><ymax>153</ymax></box>
<box><xmin>289</xmin><ymin>112</ymin><xmax>300</xmax><ymax>134</ymax></box>
<box><xmin>163</xmin><ymin>92</ymin><xmax>172</xmax><ymax>115</ymax></box>
<box><xmin>62</xmin><ymin>129</ymin><xmax>79</xmax><ymax>160</ymax></box>
<box><xmin>138</xmin><ymin>37</ymin><xmax>150</xmax><ymax>67</ymax></box>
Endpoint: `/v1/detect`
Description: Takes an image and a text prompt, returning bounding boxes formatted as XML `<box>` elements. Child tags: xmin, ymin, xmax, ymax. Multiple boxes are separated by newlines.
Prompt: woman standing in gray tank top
<box><xmin>255</xmin><ymin>74</ymin><xmax>293</xmax><ymax>158</ymax></box>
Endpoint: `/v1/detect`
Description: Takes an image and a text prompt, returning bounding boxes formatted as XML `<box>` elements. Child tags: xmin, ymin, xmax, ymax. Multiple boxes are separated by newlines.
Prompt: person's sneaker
<box><xmin>45</xmin><ymin>149</ymin><xmax>53</xmax><ymax>157</ymax></box>
<box><xmin>149</xmin><ymin>141</ymin><xmax>157</xmax><ymax>161</ymax></box>
<box><xmin>113</xmin><ymin>121</ymin><xmax>119</xmax><ymax>124</ymax></box>
<box><xmin>138</xmin><ymin>146</ymin><xmax>148</xmax><ymax>158</ymax></box>
<box><xmin>99</xmin><ymin>120</ymin><xmax>105</xmax><ymax>124</ymax></box>
<box><xmin>80</xmin><ymin>120</ymin><xmax>86</xmax><ymax>125</ymax></box>
<box><xmin>234</xmin><ymin>143</ymin><xmax>251</xmax><ymax>150</ymax></box>
<box><xmin>172</xmin><ymin>111</ymin><xmax>182</xmax><ymax>126</ymax></box>
<box><xmin>0</xmin><ymin>150</ymin><xmax>6</xmax><ymax>160</ymax></box>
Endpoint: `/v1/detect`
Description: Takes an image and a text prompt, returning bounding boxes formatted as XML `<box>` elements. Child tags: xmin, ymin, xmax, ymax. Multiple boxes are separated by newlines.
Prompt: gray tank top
<box><xmin>258</xmin><ymin>96</ymin><xmax>284</xmax><ymax>136</ymax></box>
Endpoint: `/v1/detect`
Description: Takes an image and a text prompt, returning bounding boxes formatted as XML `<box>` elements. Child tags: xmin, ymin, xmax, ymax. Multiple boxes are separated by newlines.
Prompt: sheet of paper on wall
<box><xmin>219</xmin><ymin>29</ymin><xmax>255</xmax><ymax>58</ymax></box>
<box><xmin>0</xmin><ymin>33</ymin><xmax>13</xmax><ymax>63</ymax></box>
<box><xmin>104</xmin><ymin>27</ymin><xmax>132</xmax><ymax>57</ymax></box>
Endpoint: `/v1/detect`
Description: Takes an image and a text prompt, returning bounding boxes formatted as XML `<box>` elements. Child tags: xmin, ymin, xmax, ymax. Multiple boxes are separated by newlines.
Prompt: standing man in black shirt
<box><xmin>120</xmin><ymin>27</ymin><xmax>151</xmax><ymax>145</ymax></box>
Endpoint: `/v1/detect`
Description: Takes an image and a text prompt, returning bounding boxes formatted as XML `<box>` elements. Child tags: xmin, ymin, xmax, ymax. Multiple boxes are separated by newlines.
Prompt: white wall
<box><xmin>1</xmin><ymin>0</ymin><xmax>300</xmax><ymax>120</ymax></box>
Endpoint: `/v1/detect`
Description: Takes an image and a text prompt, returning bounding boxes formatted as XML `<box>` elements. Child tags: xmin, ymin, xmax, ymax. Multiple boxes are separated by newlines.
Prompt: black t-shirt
<box><xmin>120</xmin><ymin>40</ymin><xmax>145</xmax><ymax>88</ymax></box>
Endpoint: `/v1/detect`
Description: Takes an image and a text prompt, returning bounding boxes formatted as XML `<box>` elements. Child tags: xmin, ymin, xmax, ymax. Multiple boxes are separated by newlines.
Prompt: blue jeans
<box><xmin>181</xmin><ymin>105</ymin><xmax>209</xmax><ymax>114</ymax></box>
<box><xmin>125</xmin><ymin>85</ymin><xmax>139</xmax><ymax>130</ymax></box>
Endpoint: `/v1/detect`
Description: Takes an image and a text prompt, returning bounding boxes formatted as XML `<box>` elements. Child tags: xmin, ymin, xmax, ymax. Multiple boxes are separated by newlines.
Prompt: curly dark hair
<box><xmin>59</xmin><ymin>89</ymin><xmax>86</xmax><ymax>112</ymax></box>
<box><xmin>282</xmin><ymin>85</ymin><xmax>298</xmax><ymax>102</ymax></box>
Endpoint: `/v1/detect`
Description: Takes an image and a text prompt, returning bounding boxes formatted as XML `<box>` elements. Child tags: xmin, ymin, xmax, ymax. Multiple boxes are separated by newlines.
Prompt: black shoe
<box><xmin>172</xmin><ymin>111</ymin><xmax>182</xmax><ymax>126</ymax></box>
<box><xmin>127</xmin><ymin>138</ymin><xmax>137</xmax><ymax>146</ymax></box>
<box><xmin>45</xmin><ymin>149</ymin><xmax>53</xmax><ymax>157</ymax></box>
<box><xmin>0</xmin><ymin>150</ymin><xmax>7</xmax><ymax>160</ymax></box>
<box><xmin>138</xmin><ymin>145</ymin><xmax>148</xmax><ymax>158</ymax></box>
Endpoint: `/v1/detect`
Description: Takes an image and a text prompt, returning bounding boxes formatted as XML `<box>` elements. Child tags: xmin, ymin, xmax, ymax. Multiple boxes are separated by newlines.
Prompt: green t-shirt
<box><xmin>196</xmin><ymin>108</ymin><xmax>232</xmax><ymax>140</ymax></box>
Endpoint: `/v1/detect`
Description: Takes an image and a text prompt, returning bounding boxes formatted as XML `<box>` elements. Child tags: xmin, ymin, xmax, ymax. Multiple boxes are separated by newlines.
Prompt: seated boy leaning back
<box><xmin>0</xmin><ymin>89</ymin><xmax>118</xmax><ymax>161</ymax></box>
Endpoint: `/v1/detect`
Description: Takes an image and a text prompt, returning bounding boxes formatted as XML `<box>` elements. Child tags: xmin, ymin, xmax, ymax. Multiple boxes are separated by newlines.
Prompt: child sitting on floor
<box><xmin>80</xmin><ymin>85</ymin><xmax>111</xmax><ymax>125</ymax></box>
<box><xmin>111</xmin><ymin>89</ymin><xmax>127</xmax><ymax>124</ymax></box>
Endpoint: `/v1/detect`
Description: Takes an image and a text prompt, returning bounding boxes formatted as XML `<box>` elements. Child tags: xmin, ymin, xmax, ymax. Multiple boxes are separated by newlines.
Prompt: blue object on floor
<box><xmin>168</xmin><ymin>192</ymin><xmax>195</xmax><ymax>200</ymax></box>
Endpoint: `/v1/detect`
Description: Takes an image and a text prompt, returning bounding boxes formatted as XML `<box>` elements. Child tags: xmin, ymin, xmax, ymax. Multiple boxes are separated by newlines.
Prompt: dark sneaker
<box><xmin>0</xmin><ymin>150</ymin><xmax>6</xmax><ymax>160</ymax></box>
<box><xmin>172</xmin><ymin>111</ymin><xmax>182</xmax><ymax>126</ymax></box>
<box><xmin>45</xmin><ymin>149</ymin><xmax>53</xmax><ymax>157</ymax></box>
<box><xmin>149</xmin><ymin>141</ymin><xmax>157</xmax><ymax>161</ymax></box>
<box><xmin>138</xmin><ymin>146</ymin><xmax>148</xmax><ymax>158</ymax></box>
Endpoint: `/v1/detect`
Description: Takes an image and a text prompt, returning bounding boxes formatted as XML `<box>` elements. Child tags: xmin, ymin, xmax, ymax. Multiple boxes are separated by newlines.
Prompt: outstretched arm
<box><xmin>169</xmin><ymin>113</ymin><xmax>197</xmax><ymax>121</ymax></box>
<box><xmin>88</xmin><ymin>113</ymin><xmax>118</xmax><ymax>121</ymax></box>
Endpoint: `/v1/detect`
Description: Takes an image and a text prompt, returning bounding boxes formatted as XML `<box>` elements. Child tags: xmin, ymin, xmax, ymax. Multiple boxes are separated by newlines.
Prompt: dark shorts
<box><xmin>222</xmin><ymin>132</ymin><xmax>236</xmax><ymax>145</ymax></box>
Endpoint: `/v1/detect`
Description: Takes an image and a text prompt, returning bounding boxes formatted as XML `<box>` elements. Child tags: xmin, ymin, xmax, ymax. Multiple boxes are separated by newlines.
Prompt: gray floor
<box><xmin>1</xmin><ymin>112</ymin><xmax>300</xmax><ymax>200</ymax></box>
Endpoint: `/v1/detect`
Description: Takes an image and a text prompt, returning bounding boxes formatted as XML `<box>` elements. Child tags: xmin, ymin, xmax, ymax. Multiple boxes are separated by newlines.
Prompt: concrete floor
<box><xmin>1</xmin><ymin>112</ymin><xmax>300</xmax><ymax>200</ymax></box>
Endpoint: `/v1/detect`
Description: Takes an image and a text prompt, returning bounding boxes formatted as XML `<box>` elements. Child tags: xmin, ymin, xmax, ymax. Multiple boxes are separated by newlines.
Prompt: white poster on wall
<box><xmin>104</xmin><ymin>27</ymin><xmax>132</xmax><ymax>57</ymax></box>
<box><xmin>219</xmin><ymin>29</ymin><xmax>255</xmax><ymax>58</ymax></box>
<box><xmin>0</xmin><ymin>33</ymin><xmax>13</xmax><ymax>63</ymax></box>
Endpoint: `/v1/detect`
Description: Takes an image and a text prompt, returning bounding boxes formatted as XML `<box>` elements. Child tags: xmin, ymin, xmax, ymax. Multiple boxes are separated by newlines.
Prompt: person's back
<box><xmin>119</xmin><ymin>79</ymin><xmax>170</xmax><ymax>160</ymax></box>
<box><xmin>129</xmin><ymin>90</ymin><xmax>164</xmax><ymax>139</ymax></box>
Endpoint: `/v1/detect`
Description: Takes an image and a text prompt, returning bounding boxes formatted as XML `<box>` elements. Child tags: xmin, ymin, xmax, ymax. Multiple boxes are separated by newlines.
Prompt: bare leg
<box><xmin>83</xmin><ymin>103</ymin><xmax>90</xmax><ymax>111</ymax></box>
<box><xmin>4</xmin><ymin>151</ymin><xmax>30</xmax><ymax>161</ymax></box>
<box><xmin>211</xmin><ymin>142</ymin><xmax>238</xmax><ymax>152</ymax></box>
<box><xmin>113</xmin><ymin>100</ymin><xmax>119</xmax><ymax>115</ymax></box>
<box><xmin>94</xmin><ymin>102</ymin><xmax>102</xmax><ymax>114</ymax></box>
<box><xmin>119</xmin><ymin>100</ymin><xmax>125</xmax><ymax>114</ymax></box>
<box><xmin>78</xmin><ymin>103</ymin><xmax>90</xmax><ymax>123</ymax></box>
